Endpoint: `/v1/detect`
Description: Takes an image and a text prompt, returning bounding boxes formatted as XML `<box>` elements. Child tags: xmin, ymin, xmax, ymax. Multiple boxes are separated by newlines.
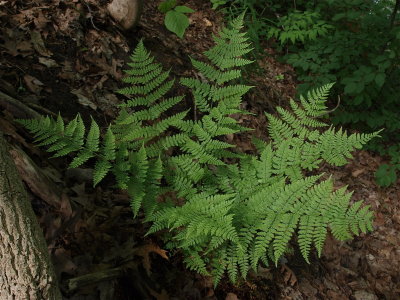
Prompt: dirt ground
<box><xmin>0</xmin><ymin>0</ymin><xmax>399</xmax><ymax>299</ymax></box>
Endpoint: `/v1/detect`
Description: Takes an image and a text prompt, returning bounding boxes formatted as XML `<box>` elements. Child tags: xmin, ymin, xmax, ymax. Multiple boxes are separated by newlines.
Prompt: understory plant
<box><xmin>158</xmin><ymin>0</ymin><xmax>195</xmax><ymax>38</ymax></box>
<box><xmin>211</xmin><ymin>0</ymin><xmax>277</xmax><ymax>55</ymax></box>
<box><xmin>267</xmin><ymin>10</ymin><xmax>333</xmax><ymax>45</ymax></box>
<box><xmin>267</xmin><ymin>0</ymin><xmax>400</xmax><ymax>186</ymax></box>
<box><xmin>18</xmin><ymin>16</ymin><xmax>380</xmax><ymax>286</ymax></box>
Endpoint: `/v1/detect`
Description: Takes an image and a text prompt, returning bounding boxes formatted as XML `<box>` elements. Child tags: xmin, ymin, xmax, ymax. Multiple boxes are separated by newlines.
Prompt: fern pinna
<box><xmin>18</xmin><ymin>15</ymin><xmax>379</xmax><ymax>286</ymax></box>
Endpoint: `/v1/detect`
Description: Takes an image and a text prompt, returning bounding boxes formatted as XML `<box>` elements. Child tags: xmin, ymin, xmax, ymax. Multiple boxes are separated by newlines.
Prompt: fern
<box><xmin>267</xmin><ymin>10</ymin><xmax>334</xmax><ymax>45</ymax></box>
<box><xmin>167</xmin><ymin>13</ymin><xmax>254</xmax><ymax>197</ymax></box>
<box><xmin>17</xmin><ymin>114</ymin><xmax>111</xmax><ymax>185</ymax></box>
<box><xmin>148</xmin><ymin>78</ymin><xmax>379</xmax><ymax>285</ymax></box>
<box><xmin>18</xmin><ymin>16</ymin><xmax>380</xmax><ymax>287</ymax></box>
<box><xmin>113</xmin><ymin>40</ymin><xmax>187</xmax><ymax>158</ymax></box>
<box><xmin>93</xmin><ymin>126</ymin><xmax>116</xmax><ymax>186</ymax></box>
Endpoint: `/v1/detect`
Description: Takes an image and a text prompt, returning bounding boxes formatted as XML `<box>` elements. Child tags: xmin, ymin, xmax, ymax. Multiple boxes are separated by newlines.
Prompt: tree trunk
<box><xmin>0</xmin><ymin>132</ymin><xmax>61</xmax><ymax>299</ymax></box>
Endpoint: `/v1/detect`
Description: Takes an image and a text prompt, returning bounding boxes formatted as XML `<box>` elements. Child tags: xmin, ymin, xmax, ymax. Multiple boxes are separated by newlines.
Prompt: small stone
<box><xmin>107</xmin><ymin>0</ymin><xmax>142</xmax><ymax>30</ymax></box>
<box><xmin>354</xmin><ymin>290</ymin><xmax>378</xmax><ymax>300</ymax></box>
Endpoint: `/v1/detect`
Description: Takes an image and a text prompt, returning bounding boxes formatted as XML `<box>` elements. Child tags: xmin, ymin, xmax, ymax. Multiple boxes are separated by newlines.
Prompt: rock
<box><xmin>354</xmin><ymin>290</ymin><xmax>378</xmax><ymax>300</ymax></box>
<box><xmin>107</xmin><ymin>0</ymin><xmax>142</xmax><ymax>30</ymax></box>
<box><xmin>225</xmin><ymin>293</ymin><xmax>239</xmax><ymax>300</ymax></box>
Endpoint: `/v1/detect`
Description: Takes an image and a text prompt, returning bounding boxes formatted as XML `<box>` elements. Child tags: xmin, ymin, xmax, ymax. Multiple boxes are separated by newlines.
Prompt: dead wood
<box><xmin>9</xmin><ymin>144</ymin><xmax>62</xmax><ymax>208</ymax></box>
<box><xmin>0</xmin><ymin>90</ymin><xmax>41</xmax><ymax>120</ymax></box>
<box><xmin>65</xmin><ymin>267</ymin><xmax>123</xmax><ymax>293</ymax></box>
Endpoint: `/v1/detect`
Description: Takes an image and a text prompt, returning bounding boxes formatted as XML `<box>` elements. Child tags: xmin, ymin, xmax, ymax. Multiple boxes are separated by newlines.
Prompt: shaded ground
<box><xmin>0</xmin><ymin>0</ymin><xmax>399</xmax><ymax>299</ymax></box>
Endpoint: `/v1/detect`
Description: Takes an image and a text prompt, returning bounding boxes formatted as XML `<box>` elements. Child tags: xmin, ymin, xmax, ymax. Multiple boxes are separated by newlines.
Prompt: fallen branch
<box><xmin>66</xmin><ymin>267</ymin><xmax>123</xmax><ymax>293</ymax></box>
<box><xmin>0</xmin><ymin>90</ymin><xmax>41</xmax><ymax>119</ymax></box>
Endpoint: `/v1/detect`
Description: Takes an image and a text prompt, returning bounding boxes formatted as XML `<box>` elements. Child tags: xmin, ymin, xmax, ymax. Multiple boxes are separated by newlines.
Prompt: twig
<box><xmin>82</xmin><ymin>0</ymin><xmax>99</xmax><ymax>30</ymax></box>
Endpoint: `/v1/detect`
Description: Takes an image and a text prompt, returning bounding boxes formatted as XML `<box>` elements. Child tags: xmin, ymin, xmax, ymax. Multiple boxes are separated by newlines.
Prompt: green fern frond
<box><xmin>93</xmin><ymin>127</ymin><xmax>116</xmax><ymax>186</ymax></box>
<box><xmin>18</xmin><ymin>114</ymin><xmax>79</xmax><ymax>155</ymax></box>
<box><xmin>145</xmin><ymin>134</ymin><xmax>188</xmax><ymax>157</ymax></box>
<box><xmin>128</xmin><ymin>146</ymin><xmax>149</xmax><ymax>216</ymax></box>
<box><xmin>211</xmin><ymin>250</ymin><xmax>228</xmax><ymax>287</ymax></box>
<box><xmin>300</xmin><ymin>83</ymin><xmax>332</xmax><ymax>117</ymax></box>
<box><xmin>252</xmin><ymin>214</ymin><xmax>281</xmax><ymax>270</ymax></box>
<box><xmin>113</xmin><ymin>145</ymin><xmax>130</xmax><ymax>189</ymax></box>
<box><xmin>226</xmin><ymin>244</ymin><xmax>239</xmax><ymax>283</ymax></box>
<box><xmin>266</xmin><ymin>84</ymin><xmax>332</xmax><ymax>144</ymax></box>
<box><xmin>141</xmin><ymin>157</ymin><xmax>163</xmax><ymax>216</ymax></box>
<box><xmin>190</xmin><ymin>58</ymin><xmax>242</xmax><ymax>84</ymax></box>
<box><xmin>119</xmin><ymin>70</ymin><xmax>170</xmax><ymax>95</ymax></box>
<box><xmin>184</xmin><ymin>252</ymin><xmax>209</xmax><ymax>276</ymax></box>
<box><xmin>325</xmin><ymin>187</ymin><xmax>373</xmax><ymax>241</ymax></box>
<box><xmin>205</xmin><ymin>13</ymin><xmax>253</xmax><ymax>70</ymax></box>
<box><xmin>273</xmin><ymin>214</ymin><xmax>299</xmax><ymax>265</ymax></box>
<box><xmin>319</xmin><ymin>128</ymin><xmax>381</xmax><ymax>166</ymax></box>
<box><xmin>68</xmin><ymin>117</ymin><xmax>100</xmax><ymax>168</ymax></box>
<box><xmin>170</xmin><ymin>155</ymin><xmax>205</xmax><ymax>183</ymax></box>
<box><xmin>119</xmin><ymin>79</ymin><xmax>175</xmax><ymax>108</ymax></box>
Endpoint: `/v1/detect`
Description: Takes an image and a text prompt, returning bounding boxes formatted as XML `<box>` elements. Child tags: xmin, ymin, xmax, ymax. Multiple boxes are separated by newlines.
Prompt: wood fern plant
<box><xmin>18</xmin><ymin>15</ymin><xmax>380</xmax><ymax>286</ymax></box>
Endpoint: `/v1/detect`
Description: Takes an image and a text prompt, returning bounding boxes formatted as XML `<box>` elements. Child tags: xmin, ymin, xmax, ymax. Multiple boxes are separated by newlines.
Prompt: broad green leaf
<box><xmin>165</xmin><ymin>11</ymin><xmax>190</xmax><ymax>38</ymax></box>
<box><xmin>174</xmin><ymin>6</ymin><xmax>195</xmax><ymax>13</ymax></box>
<box><xmin>374</xmin><ymin>73</ymin><xmax>385</xmax><ymax>88</ymax></box>
<box><xmin>158</xmin><ymin>0</ymin><xmax>177</xmax><ymax>13</ymax></box>
<box><xmin>344</xmin><ymin>82</ymin><xmax>358</xmax><ymax>94</ymax></box>
<box><xmin>375</xmin><ymin>164</ymin><xmax>397</xmax><ymax>187</ymax></box>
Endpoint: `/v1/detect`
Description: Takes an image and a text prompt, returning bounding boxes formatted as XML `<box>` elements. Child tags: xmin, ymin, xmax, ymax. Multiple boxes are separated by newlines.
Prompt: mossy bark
<box><xmin>0</xmin><ymin>132</ymin><xmax>61</xmax><ymax>299</ymax></box>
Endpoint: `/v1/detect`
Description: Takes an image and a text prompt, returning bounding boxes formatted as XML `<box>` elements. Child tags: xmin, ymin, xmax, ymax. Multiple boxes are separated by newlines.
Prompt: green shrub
<box><xmin>158</xmin><ymin>0</ymin><xmax>195</xmax><ymax>38</ymax></box>
<box><xmin>267</xmin><ymin>10</ymin><xmax>333</xmax><ymax>44</ymax></box>
<box><xmin>263</xmin><ymin>0</ymin><xmax>399</xmax><ymax>186</ymax></box>
<box><xmin>18</xmin><ymin>16</ymin><xmax>379</xmax><ymax>285</ymax></box>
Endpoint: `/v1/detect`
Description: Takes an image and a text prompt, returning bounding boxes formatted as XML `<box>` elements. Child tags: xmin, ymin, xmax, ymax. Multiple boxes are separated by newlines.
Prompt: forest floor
<box><xmin>0</xmin><ymin>0</ymin><xmax>399</xmax><ymax>299</ymax></box>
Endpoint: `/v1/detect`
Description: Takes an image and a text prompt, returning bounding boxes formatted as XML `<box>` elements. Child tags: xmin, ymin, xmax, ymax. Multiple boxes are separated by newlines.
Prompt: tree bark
<box><xmin>0</xmin><ymin>132</ymin><xmax>61</xmax><ymax>299</ymax></box>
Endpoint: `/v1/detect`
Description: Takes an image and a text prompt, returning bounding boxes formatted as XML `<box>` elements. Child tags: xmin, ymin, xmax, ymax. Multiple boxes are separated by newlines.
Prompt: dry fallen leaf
<box><xmin>203</xmin><ymin>18</ymin><xmax>213</xmax><ymax>27</ymax></box>
<box><xmin>135</xmin><ymin>244</ymin><xmax>168</xmax><ymax>275</ymax></box>
<box><xmin>53</xmin><ymin>248</ymin><xmax>78</xmax><ymax>277</ymax></box>
<box><xmin>282</xmin><ymin>264</ymin><xmax>297</xmax><ymax>286</ymax></box>
<box><xmin>24</xmin><ymin>74</ymin><xmax>44</xmax><ymax>94</ymax></box>
<box><xmin>39</xmin><ymin>57</ymin><xmax>58</xmax><ymax>68</ymax></box>
<box><xmin>1</xmin><ymin>28</ymin><xmax>33</xmax><ymax>56</ymax></box>
<box><xmin>147</xmin><ymin>288</ymin><xmax>170</xmax><ymax>300</ymax></box>
<box><xmin>54</xmin><ymin>7</ymin><xmax>81</xmax><ymax>34</ymax></box>
<box><xmin>30</xmin><ymin>30</ymin><xmax>52</xmax><ymax>57</ymax></box>
<box><xmin>352</xmin><ymin>169</ymin><xmax>365</xmax><ymax>177</ymax></box>
<box><xmin>71</xmin><ymin>88</ymin><xmax>97</xmax><ymax>110</ymax></box>
<box><xmin>33</xmin><ymin>9</ymin><xmax>50</xmax><ymax>30</ymax></box>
